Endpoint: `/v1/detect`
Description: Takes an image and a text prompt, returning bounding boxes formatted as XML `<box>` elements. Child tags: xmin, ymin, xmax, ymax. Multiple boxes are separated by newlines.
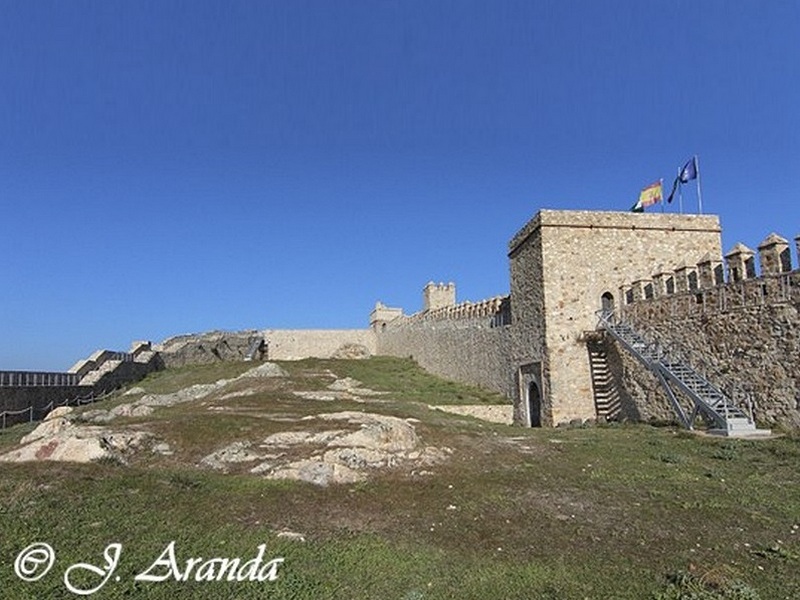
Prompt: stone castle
<box><xmin>2</xmin><ymin>209</ymin><xmax>799</xmax><ymax>431</ymax></box>
<box><xmin>374</xmin><ymin>210</ymin><xmax>724</xmax><ymax>426</ymax></box>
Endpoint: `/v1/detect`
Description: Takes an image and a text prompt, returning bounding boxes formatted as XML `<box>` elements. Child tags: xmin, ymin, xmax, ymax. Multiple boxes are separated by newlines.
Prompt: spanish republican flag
<box><xmin>631</xmin><ymin>179</ymin><xmax>663</xmax><ymax>212</ymax></box>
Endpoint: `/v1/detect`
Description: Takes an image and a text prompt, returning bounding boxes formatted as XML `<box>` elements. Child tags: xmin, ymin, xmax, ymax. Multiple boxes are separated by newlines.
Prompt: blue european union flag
<box><xmin>679</xmin><ymin>156</ymin><xmax>698</xmax><ymax>183</ymax></box>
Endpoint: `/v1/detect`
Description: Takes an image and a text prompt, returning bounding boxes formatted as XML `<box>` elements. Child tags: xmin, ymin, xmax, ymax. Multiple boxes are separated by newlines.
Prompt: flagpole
<box><xmin>695</xmin><ymin>155</ymin><xmax>703</xmax><ymax>214</ymax></box>
<box><xmin>678</xmin><ymin>167</ymin><xmax>683</xmax><ymax>214</ymax></box>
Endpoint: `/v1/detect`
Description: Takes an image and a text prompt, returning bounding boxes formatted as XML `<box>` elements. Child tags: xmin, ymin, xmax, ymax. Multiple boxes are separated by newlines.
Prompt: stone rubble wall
<box><xmin>156</xmin><ymin>330</ymin><xmax>264</xmax><ymax>368</ymax></box>
<box><xmin>605</xmin><ymin>340</ymin><xmax>684</xmax><ymax>425</ymax></box>
<box><xmin>620</xmin><ymin>276</ymin><xmax>800</xmax><ymax>428</ymax></box>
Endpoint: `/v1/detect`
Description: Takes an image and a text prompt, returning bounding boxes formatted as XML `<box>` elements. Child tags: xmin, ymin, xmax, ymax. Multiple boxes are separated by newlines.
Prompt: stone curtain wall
<box><xmin>158</xmin><ymin>329</ymin><xmax>378</xmax><ymax>365</ymax></box>
<box><xmin>265</xmin><ymin>330</ymin><xmax>377</xmax><ymax>360</ymax></box>
<box><xmin>621</xmin><ymin>273</ymin><xmax>800</xmax><ymax>428</ymax></box>
<box><xmin>377</xmin><ymin>310</ymin><xmax>515</xmax><ymax>399</ymax></box>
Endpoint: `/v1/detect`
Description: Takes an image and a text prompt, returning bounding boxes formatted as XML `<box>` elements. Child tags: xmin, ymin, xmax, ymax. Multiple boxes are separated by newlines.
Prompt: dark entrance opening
<box><xmin>601</xmin><ymin>291</ymin><xmax>615</xmax><ymax>316</ymax></box>
<box><xmin>528</xmin><ymin>381</ymin><xmax>542</xmax><ymax>427</ymax></box>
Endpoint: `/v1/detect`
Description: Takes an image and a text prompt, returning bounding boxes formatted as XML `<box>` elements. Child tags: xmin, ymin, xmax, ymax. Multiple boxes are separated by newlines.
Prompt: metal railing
<box><xmin>0</xmin><ymin>371</ymin><xmax>82</xmax><ymax>387</ymax></box>
<box><xmin>596</xmin><ymin>309</ymin><xmax>759</xmax><ymax>432</ymax></box>
<box><xmin>623</xmin><ymin>317</ymin><xmax>757</xmax><ymax>420</ymax></box>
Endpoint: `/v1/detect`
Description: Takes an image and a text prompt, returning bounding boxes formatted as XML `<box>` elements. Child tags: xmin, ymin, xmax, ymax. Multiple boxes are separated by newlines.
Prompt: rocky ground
<box><xmin>0</xmin><ymin>361</ymin><xmax>506</xmax><ymax>486</ymax></box>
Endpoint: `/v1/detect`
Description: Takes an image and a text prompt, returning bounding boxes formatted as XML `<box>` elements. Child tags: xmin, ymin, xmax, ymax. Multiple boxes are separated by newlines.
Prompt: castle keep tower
<box><xmin>508</xmin><ymin>210</ymin><xmax>722</xmax><ymax>426</ymax></box>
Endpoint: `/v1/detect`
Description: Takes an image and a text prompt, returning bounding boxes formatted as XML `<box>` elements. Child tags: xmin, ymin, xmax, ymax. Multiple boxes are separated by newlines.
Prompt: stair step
<box><xmin>598</xmin><ymin>317</ymin><xmax>758</xmax><ymax>435</ymax></box>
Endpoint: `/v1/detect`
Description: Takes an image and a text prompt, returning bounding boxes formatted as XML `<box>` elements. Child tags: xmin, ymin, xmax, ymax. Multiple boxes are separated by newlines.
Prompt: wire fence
<box><xmin>0</xmin><ymin>388</ymin><xmax>115</xmax><ymax>432</ymax></box>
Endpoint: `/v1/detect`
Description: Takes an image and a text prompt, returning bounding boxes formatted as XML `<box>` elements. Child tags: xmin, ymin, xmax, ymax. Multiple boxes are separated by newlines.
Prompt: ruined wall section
<box><xmin>158</xmin><ymin>329</ymin><xmax>377</xmax><ymax>365</ymax></box>
<box><xmin>376</xmin><ymin>296</ymin><xmax>515</xmax><ymax>399</ymax></box>
<box><xmin>156</xmin><ymin>331</ymin><xmax>264</xmax><ymax>368</ymax></box>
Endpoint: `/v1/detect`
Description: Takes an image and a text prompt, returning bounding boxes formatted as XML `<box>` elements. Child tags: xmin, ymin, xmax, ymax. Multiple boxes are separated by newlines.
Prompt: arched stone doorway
<box><xmin>528</xmin><ymin>381</ymin><xmax>542</xmax><ymax>427</ymax></box>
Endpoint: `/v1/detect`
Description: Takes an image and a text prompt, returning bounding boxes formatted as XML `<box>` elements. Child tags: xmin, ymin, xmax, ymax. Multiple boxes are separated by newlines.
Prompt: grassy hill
<box><xmin>0</xmin><ymin>357</ymin><xmax>798</xmax><ymax>599</ymax></box>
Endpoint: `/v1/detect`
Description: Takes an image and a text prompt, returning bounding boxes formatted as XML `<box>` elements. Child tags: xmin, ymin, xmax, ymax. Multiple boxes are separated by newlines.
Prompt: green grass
<box><xmin>0</xmin><ymin>357</ymin><xmax>798</xmax><ymax>599</ymax></box>
<box><xmin>283</xmin><ymin>356</ymin><xmax>510</xmax><ymax>406</ymax></box>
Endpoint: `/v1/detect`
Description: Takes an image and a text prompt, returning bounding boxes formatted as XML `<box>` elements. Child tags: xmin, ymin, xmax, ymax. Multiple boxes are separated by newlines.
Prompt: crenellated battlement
<box><xmin>374</xmin><ymin>282</ymin><xmax>514</xmax><ymax>399</ymax></box>
<box><xmin>402</xmin><ymin>294</ymin><xmax>511</xmax><ymax>326</ymax></box>
<box><xmin>372</xmin><ymin>210</ymin><xmax>799</xmax><ymax>430</ymax></box>
<box><xmin>618</xmin><ymin>232</ymin><xmax>800</xmax><ymax>314</ymax></box>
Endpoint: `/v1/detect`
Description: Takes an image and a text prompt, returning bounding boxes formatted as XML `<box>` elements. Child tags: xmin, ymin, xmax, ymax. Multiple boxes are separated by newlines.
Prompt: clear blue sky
<box><xmin>1</xmin><ymin>0</ymin><xmax>798</xmax><ymax>371</ymax></box>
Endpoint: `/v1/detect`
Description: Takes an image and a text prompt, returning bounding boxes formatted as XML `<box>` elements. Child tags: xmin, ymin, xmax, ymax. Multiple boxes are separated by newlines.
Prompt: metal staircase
<box><xmin>596</xmin><ymin>311</ymin><xmax>770</xmax><ymax>437</ymax></box>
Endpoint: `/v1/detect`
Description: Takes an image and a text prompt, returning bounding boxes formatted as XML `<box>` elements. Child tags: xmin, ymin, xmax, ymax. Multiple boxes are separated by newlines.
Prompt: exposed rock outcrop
<box><xmin>291</xmin><ymin>377</ymin><xmax>388</xmax><ymax>403</ymax></box>
<box><xmin>1</xmin><ymin>366</ymin><xmax>462</xmax><ymax>482</ymax></box>
<box><xmin>331</xmin><ymin>344</ymin><xmax>371</xmax><ymax>360</ymax></box>
<box><xmin>200</xmin><ymin>411</ymin><xmax>451</xmax><ymax>486</ymax></box>
<box><xmin>0</xmin><ymin>407</ymin><xmax>152</xmax><ymax>464</ymax></box>
<box><xmin>81</xmin><ymin>362</ymin><xmax>288</xmax><ymax>424</ymax></box>
<box><xmin>156</xmin><ymin>331</ymin><xmax>264</xmax><ymax>368</ymax></box>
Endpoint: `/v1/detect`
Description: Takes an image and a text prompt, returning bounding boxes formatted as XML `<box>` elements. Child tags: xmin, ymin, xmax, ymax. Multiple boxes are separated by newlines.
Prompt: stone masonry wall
<box><xmin>377</xmin><ymin>315</ymin><xmax>514</xmax><ymax>399</ymax></box>
<box><xmin>265</xmin><ymin>329</ymin><xmax>377</xmax><ymax>360</ymax></box>
<box><xmin>607</xmin><ymin>341</ymin><xmax>683</xmax><ymax>425</ymax></box>
<box><xmin>621</xmin><ymin>273</ymin><xmax>800</xmax><ymax>428</ymax></box>
<box><xmin>529</xmin><ymin>210</ymin><xmax>722</xmax><ymax>425</ymax></box>
<box><xmin>508</xmin><ymin>220</ymin><xmax>548</xmax><ymax>425</ymax></box>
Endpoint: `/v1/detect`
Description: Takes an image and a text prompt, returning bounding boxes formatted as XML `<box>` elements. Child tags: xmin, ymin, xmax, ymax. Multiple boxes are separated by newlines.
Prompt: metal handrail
<box><xmin>598</xmin><ymin>309</ymin><xmax>754</xmax><ymax>429</ymax></box>
<box><xmin>0</xmin><ymin>370</ymin><xmax>82</xmax><ymax>387</ymax></box>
